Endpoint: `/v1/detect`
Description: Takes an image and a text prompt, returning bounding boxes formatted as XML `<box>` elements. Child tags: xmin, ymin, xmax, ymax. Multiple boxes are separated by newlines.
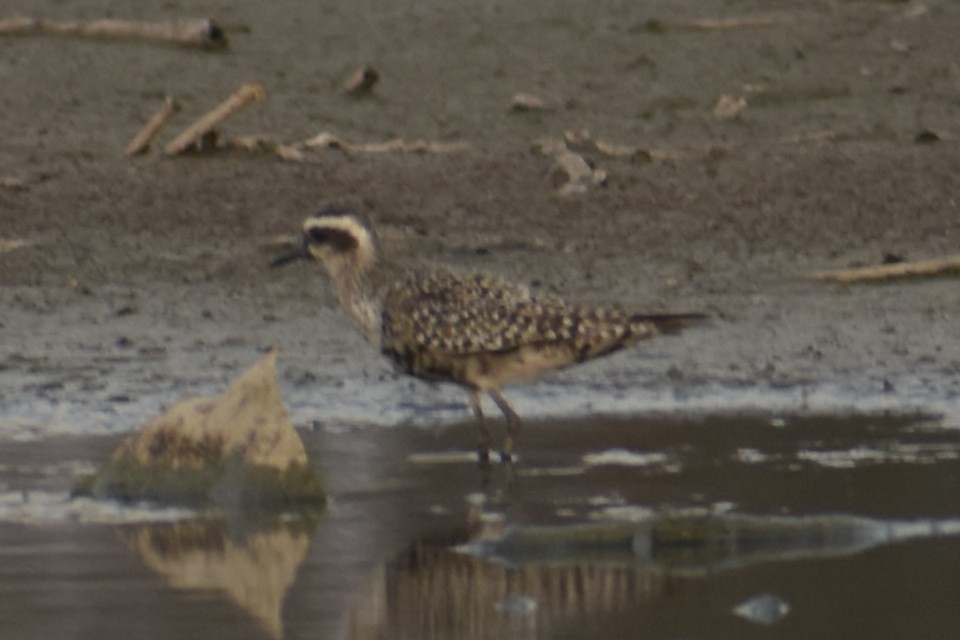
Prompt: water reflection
<box><xmin>343</xmin><ymin>510</ymin><xmax>960</xmax><ymax>640</ymax></box>
<box><xmin>117</xmin><ymin>517</ymin><xmax>314</xmax><ymax>639</ymax></box>
<box><xmin>346</xmin><ymin>543</ymin><xmax>665</xmax><ymax>640</ymax></box>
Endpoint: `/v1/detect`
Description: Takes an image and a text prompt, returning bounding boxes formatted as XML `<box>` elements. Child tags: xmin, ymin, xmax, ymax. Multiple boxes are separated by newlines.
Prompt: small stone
<box><xmin>714</xmin><ymin>94</ymin><xmax>747</xmax><ymax>120</ymax></box>
<box><xmin>733</xmin><ymin>593</ymin><xmax>791</xmax><ymax>625</ymax></box>
<box><xmin>510</xmin><ymin>92</ymin><xmax>549</xmax><ymax>112</ymax></box>
<box><xmin>343</xmin><ymin>65</ymin><xmax>379</xmax><ymax>97</ymax></box>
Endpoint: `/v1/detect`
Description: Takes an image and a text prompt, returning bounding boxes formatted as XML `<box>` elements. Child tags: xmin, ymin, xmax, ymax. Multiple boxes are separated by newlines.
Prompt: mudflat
<box><xmin>3</xmin><ymin>0</ymin><xmax>960</xmax><ymax>429</ymax></box>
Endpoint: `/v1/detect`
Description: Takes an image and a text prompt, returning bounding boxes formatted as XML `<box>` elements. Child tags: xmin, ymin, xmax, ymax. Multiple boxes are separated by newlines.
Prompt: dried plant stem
<box><xmin>813</xmin><ymin>255</ymin><xmax>960</xmax><ymax>283</ymax></box>
<box><xmin>164</xmin><ymin>83</ymin><xmax>265</xmax><ymax>156</ymax></box>
<box><xmin>0</xmin><ymin>17</ymin><xmax>226</xmax><ymax>48</ymax></box>
<box><xmin>124</xmin><ymin>96</ymin><xmax>180</xmax><ymax>156</ymax></box>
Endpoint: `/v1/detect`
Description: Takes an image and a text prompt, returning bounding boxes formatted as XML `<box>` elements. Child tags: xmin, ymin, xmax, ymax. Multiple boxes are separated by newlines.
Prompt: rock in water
<box><xmin>74</xmin><ymin>350</ymin><xmax>324</xmax><ymax>510</ymax></box>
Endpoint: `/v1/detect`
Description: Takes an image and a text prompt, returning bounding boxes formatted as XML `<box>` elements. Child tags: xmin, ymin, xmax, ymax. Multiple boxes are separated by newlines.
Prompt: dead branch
<box><xmin>228</xmin><ymin>135</ymin><xmax>305</xmax><ymax>161</ymax></box>
<box><xmin>0</xmin><ymin>17</ymin><xmax>226</xmax><ymax>48</ymax></box>
<box><xmin>0</xmin><ymin>239</ymin><xmax>34</xmax><ymax>254</ymax></box>
<box><xmin>302</xmin><ymin>131</ymin><xmax>470</xmax><ymax>154</ymax></box>
<box><xmin>812</xmin><ymin>255</ymin><xmax>960</xmax><ymax>284</ymax></box>
<box><xmin>124</xmin><ymin>96</ymin><xmax>180</xmax><ymax>156</ymax></box>
<box><xmin>689</xmin><ymin>16</ymin><xmax>788</xmax><ymax>30</ymax></box>
<box><xmin>164</xmin><ymin>83</ymin><xmax>265</xmax><ymax>155</ymax></box>
<box><xmin>560</xmin><ymin>129</ymin><xmax>675</xmax><ymax>163</ymax></box>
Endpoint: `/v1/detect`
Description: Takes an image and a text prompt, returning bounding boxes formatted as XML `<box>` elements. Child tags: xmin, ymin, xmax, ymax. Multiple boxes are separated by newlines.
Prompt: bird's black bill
<box><xmin>270</xmin><ymin>245</ymin><xmax>308</xmax><ymax>268</ymax></box>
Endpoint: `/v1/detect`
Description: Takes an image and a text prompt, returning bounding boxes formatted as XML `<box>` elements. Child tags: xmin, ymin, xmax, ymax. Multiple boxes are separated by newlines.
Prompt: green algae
<box><xmin>73</xmin><ymin>456</ymin><xmax>325</xmax><ymax>512</ymax></box>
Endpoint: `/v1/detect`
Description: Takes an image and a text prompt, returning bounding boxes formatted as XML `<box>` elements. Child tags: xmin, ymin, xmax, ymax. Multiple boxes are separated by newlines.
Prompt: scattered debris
<box><xmin>899</xmin><ymin>3</ymin><xmax>930</xmax><ymax>20</ymax></box>
<box><xmin>560</xmin><ymin>128</ymin><xmax>673</xmax><ymax>163</ymax></box>
<box><xmin>552</xmin><ymin>149</ymin><xmax>606</xmax><ymax>196</ymax></box>
<box><xmin>302</xmin><ymin>131</ymin><xmax>471</xmax><ymax>154</ymax></box>
<box><xmin>228</xmin><ymin>135</ymin><xmax>305</xmax><ymax>161</ymax></box>
<box><xmin>534</xmin><ymin>136</ymin><xmax>607</xmax><ymax>197</ymax></box>
<box><xmin>636</xmin><ymin>15</ymin><xmax>791</xmax><ymax>33</ymax></box>
<box><xmin>690</xmin><ymin>16</ymin><xmax>789</xmax><ymax>30</ymax></box>
<box><xmin>343</xmin><ymin>65</ymin><xmax>380</xmax><ymax>97</ymax></box>
<box><xmin>1</xmin><ymin>176</ymin><xmax>28</xmax><ymax>191</ymax></box>
<box><xmin>890</xmin><ymin>38</ymin><xmax>911</xmax><ymax>54</ymax></box>
<box><xmin>164</xmin><ymin>83</ymin><xmax>265</xmax><ymax>155</ymax></box>
<box><xmin>714</xmin><ymin>94</ymin><xmax>748</xmax><ymax>120</ymax></box>
<box><xmin>73</xmin><ymin>350</ymin><xmax>324</xmax><ymax>510</ymax></box>
<box><xmin>124</xmin><ymin>96</ymin><xmax>180</xmax><ymax>156</ymax></box>
<box><xmin>0</xmin><ymin>238</ymin><xmax>34</xmax><ymax>254</ymax></box>
<box><xmin>734</xmin><ymin>593</ymin><xmax>791</xmax><ymax>625</ymax></box>
<box><xmin>914</xmin><ymin>129</ymin><xmax>941</xmax><ymax>144</ymax></box>
<box><xmin>812</xmin><ymin>254</ymin><xmax>960</xmax><ymax>283</ymax></box>
<box><xmin>0</xmin><ymin>16</ymin><xmax>226</xmax><ymax>49</ymax></box>
<box><xmin>510</xmin><ymin>92</ymin><xmax>550</xmax><ymax>112</ymax></box>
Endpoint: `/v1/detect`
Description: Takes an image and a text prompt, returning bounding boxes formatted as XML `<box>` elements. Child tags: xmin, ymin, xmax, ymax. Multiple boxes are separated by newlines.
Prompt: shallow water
<box><xmin>1</xmin><ymin>414</ymin><xmax>959</xmax><ymax>639</ymax></box>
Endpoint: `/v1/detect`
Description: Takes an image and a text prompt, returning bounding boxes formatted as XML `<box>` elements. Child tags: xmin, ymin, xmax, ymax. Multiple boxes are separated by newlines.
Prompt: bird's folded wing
<box><xmin>380</xmin><ymin>269</ymin><xmax>648</xmax><ymax>357</ymax></box>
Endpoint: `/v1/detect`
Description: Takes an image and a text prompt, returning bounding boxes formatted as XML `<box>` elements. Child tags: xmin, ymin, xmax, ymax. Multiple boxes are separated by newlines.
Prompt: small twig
<box><xmin>342</xmin><ymin>65</ymin><xmax>379</xmax><ymax>97</ymax></box>
<box><xmin>813</xmin><ymin>255</ymin><xmax>960</xmax><ymax>283</ymax></box>
<box><xmin>164</xmin><ymin>83</ymin><xmax>265</xmax><ymax>156</ymax></box>
<box><xmin>228</xmin><ymin>135</ymin><xmax>305</xmax><ymax>161</ymax></box>
<box><xmin>689</xmin><ymin>16</ymin><xmax>788</xmax><ymax>30</ymax></box>
<box><xmin>510</xmin><ymin>93</ymin><xmax>550</xmax><ymax>112</ymax></box>
<box><xmin>0</xmin><ymin>17</ymin><xmax>227</xmax><ymax>48</ymax></box>
<box><xmin>558</xmin><ymin>129</ymin><xmax>674</xmax><ymax>163</ymax></box>
<box><xmin>0</xmin><ymin>238</ymin><xmax>34</xmax><ymax>254</ymax></box>
<box><xmin>124</xmin><ymin>96</ymin><xmax>180</xmax><ymax>156</ymax></box>
<box><xmin>302</xmin><ymin>131</ymin><xmax>470</xmax><ymax>154</ymax></box>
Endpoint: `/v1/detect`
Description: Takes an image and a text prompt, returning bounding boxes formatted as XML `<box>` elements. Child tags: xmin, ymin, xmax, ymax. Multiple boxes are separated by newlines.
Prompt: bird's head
<box><xmin>271</xmin><ymin>209</ymin><xmax>380</xmax><ymax>278</ymax></box>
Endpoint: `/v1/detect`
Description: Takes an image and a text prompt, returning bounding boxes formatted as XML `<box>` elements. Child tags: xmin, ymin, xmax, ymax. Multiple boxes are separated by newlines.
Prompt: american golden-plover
<box><xmin>272</xmin><ymin>209</ymin><xmax>705</xmax><ymax>462</ymax></box>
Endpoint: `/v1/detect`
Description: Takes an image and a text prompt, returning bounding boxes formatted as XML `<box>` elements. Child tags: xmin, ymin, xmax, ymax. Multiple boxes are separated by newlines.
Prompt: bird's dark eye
<box><xmin>308</xmin><ymin>228</ymin><xmax>328</xmax><ymax>243</ymax></box>
<box><xmin>305</xmin><ymin>226</ymin><xmax>359</xmax><ymax>252</ymax></box>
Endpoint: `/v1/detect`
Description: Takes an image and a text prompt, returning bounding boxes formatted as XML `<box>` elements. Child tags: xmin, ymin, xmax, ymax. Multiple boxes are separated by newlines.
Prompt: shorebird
<box><xmin>271</xmin><ymin>209</ymin><xmax>704</xmax><ymax>462</ymax></box>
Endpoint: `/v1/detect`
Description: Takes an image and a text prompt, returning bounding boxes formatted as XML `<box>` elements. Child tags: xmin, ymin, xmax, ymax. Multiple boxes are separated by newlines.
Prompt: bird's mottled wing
<box><xmin>379</xmin><ymin>268</ymin><xmax>651</xmax><ymax>357</ymax></box>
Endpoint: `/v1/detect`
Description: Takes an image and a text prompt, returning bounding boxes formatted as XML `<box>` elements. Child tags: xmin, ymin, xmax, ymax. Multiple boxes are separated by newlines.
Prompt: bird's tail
<box><xmin>630</xmin><ymin>312</ymin><xmax>708</xmax><ymax>335</ymax></box>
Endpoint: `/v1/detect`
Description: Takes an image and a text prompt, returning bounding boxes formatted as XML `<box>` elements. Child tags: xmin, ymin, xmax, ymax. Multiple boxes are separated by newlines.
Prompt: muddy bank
<box><xmin>2</xmin><ymin>0</ymin><xmax>960</xmax><ymax>439</ymax></box>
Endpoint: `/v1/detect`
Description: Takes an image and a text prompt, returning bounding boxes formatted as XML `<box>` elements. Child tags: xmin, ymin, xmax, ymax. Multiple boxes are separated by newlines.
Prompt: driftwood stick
<box><xmin>690</xmin><ymin>16</ymin><xmax>787</xmax><ymax>30</ymax></box>
<box><xmin>164</xmin><ymin>83</ymin><xmax>265</xmax><ymax>156</ymax></box>
<box><xmin>812</xmin><ymin>255</ymin><xmax>960</xmax><ymax>283</ymax></box>
<box><xmin>124</xmin><ymin>96</ymin><xmax>180</xmax><ymax>156</ymax></box>
<box><xmin>302</xmin><ymin>131</ymin><xmax>471</xmax><ymax>154</ymax></box>
<box><xmin>0</xmin><ymin>17</ymin><xmax>226</xmax><ymax>48</ymax></box>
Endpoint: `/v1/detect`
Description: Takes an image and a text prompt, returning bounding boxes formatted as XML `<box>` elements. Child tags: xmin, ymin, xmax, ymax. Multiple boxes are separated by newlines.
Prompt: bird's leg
<box><xmin>468</xmin><ymin>389</ymin><xmax>492</xmax><ymax>463</ymax></box>
<box><xmin>488</xmin><ymin>388</ymin><xmax>521</xmax><ymax>462</ymax></box>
